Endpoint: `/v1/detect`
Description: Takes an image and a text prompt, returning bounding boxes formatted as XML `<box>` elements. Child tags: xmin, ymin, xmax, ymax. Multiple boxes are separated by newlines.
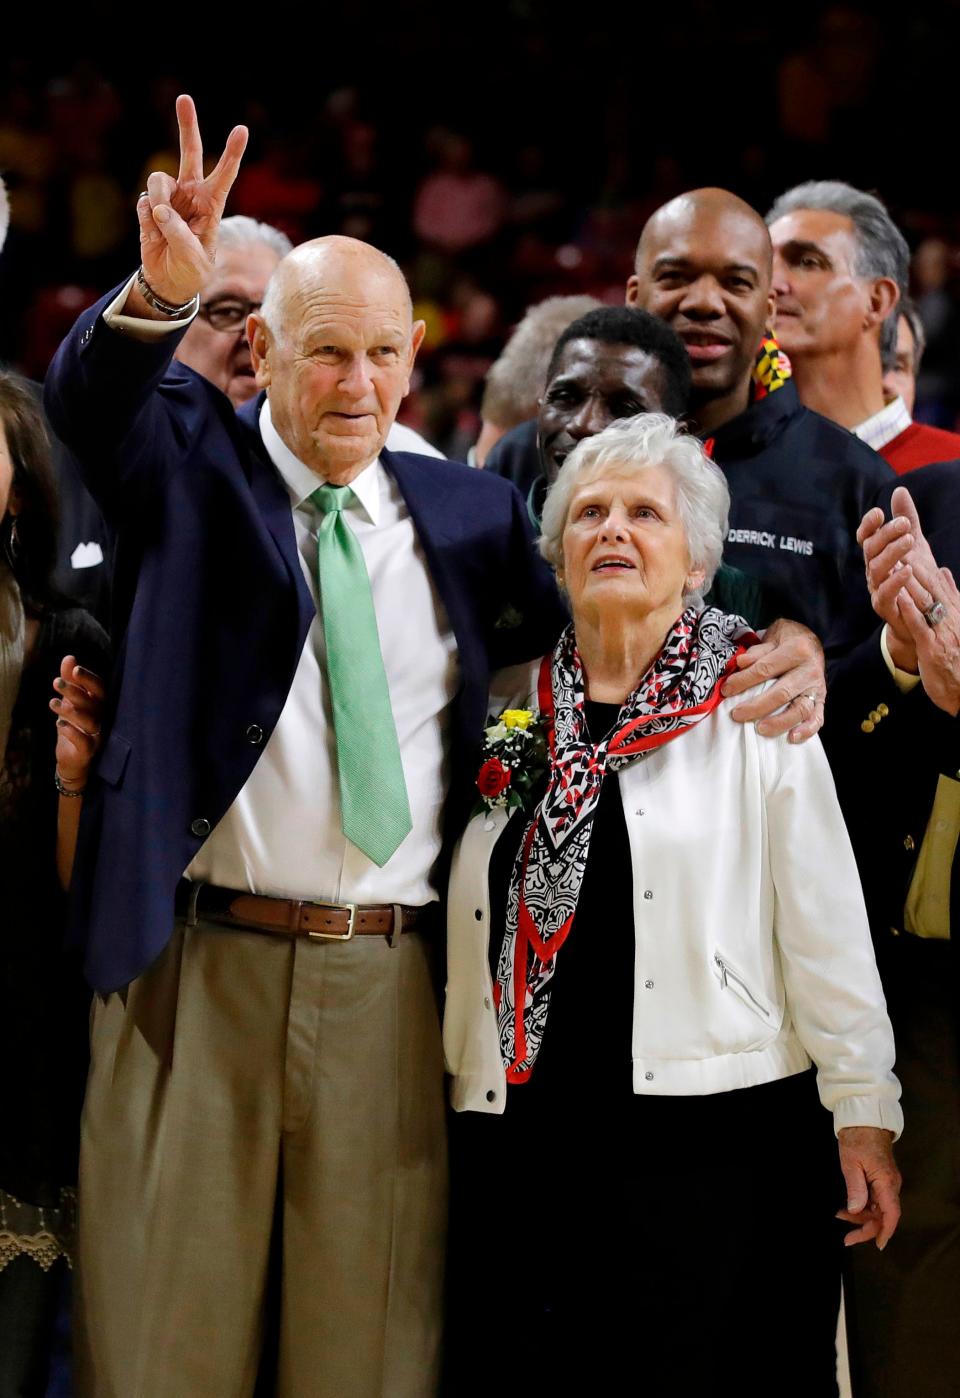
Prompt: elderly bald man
<box><xmin>627</xmin><ymin>186</ymin><xmax>893</xmax><ymax>657</ymax></box>
<box><xmin>45</xmin><ymin>97</ymin><xmax>564</xmax><ymax>1398</ymax></box>
<box><xmin>175</xmin><ymin>212</ymin><xmax>444</xmax><ymax>459</ymax></box>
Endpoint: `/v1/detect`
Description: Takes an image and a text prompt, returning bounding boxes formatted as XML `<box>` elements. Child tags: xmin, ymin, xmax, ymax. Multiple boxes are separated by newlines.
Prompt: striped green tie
<box><xmin>312</xmin><ymin>485</ymin><xmax>412</xmax><ymax>867</ymax></box>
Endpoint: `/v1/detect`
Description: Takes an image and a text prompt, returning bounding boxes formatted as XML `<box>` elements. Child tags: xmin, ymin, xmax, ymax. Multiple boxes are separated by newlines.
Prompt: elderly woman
<box><xmin>443</xmin><ymin>414</ymin><xmax>901</xmax><ymax>1398</ymax></box>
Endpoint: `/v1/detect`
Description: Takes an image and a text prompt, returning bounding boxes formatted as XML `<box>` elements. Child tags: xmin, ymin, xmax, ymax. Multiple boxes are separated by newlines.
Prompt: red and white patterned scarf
<box><xmin>496</xmin><ymin>606</ymin><xmax>755</xmax><ymax>1082</ymax></box>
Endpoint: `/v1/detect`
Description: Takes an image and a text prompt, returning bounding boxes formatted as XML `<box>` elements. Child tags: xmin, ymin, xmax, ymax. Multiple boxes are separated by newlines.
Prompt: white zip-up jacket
<box><xmin>444</xmin><ymin>665</ymin><xmax>903</xmax><ymax>1137</ymax></box>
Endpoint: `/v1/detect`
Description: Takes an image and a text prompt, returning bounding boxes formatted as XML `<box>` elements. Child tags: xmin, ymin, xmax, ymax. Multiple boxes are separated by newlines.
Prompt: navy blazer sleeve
<box><xmin>44</xmin><ymin>283</ymin><xmax>209</xmax><ymax>521</ymax></box>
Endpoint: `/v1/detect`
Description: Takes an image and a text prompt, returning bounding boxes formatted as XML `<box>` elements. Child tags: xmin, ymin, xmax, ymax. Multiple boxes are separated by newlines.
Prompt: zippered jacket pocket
<box><xmin>713</xmin><ymin>951</ymin><xmax>779</xmax><ymax>1026</ymax></box>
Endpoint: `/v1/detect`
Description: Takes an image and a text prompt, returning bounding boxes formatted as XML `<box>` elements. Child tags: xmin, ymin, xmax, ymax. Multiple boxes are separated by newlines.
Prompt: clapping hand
<box><xmin>133</xmin><ymin>94</ymin><xmax>248</xmax><ymax>313</ymax></box>
<box><xmin>858</xmin><ymin>486</ymin><xmax>960</xmax><ymax>715</ymax></box>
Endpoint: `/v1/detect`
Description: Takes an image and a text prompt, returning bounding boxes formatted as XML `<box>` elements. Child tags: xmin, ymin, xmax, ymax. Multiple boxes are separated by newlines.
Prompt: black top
<box><xmin>0</xmin><ymin>604</ymin><xmax>110</xmax><ymax>1204</ymax></box>
<box><xmin>489</xmin><ymin>700</ymin><xmax>635</xmax><ymax>1102</ymax></box>
<box><xmin>710</xmin><ymin>381</ymin><xmax>892</xmax><ymax>653</ymax></box>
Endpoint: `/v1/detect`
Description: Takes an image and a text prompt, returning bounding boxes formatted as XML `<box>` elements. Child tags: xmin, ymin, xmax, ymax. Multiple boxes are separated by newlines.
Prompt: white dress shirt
<box><xmin>187</xmin><ymin>399</ymin><xmax>459</xmax><ymax>904</ymax></box>
<box><xmin>854</xmin><ymin>396</ymin><xmax>913</xmax><ymax>452</ymax></box>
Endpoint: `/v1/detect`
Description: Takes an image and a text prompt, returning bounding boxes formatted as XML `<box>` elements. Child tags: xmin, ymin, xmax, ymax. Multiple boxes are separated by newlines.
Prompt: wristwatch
<box><xmin>136</xmin><ymin>265</ymin><xmax>198</xmax><ymax>318</ymax></box>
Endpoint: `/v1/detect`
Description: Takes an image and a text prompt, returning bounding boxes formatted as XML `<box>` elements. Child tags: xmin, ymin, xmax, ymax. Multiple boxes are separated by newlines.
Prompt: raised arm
<box><xmin>127</xmin><ymin>95</ymin><xmax>248</xmax><ymax>322</ymax></box>
<box><xmin>44</xmin><ymin>97</ymin><xmax>247</xmax><ymax>502</ymax></box>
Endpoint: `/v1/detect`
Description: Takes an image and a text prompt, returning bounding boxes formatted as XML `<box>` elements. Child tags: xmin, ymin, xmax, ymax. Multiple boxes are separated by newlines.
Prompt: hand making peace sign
<box><xmin>134</xmin><ymin>94</ymin><xmax>248</xmax><ymax>312</ymax></box>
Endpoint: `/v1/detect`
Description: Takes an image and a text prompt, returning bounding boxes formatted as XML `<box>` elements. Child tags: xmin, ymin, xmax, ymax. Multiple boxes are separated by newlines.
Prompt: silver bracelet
<box><xmin>55</xmin><ymin>772</ymin><xmax>86</xmax><ymax>798</ymax></box>
<box><xmin>135</xmin><ymin>265</ymin><xmax>197</xmax><ymax>318</ymax></box>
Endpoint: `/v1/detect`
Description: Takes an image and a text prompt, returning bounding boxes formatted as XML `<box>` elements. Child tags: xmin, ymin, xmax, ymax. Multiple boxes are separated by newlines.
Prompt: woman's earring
<box><xmin>2</xmin><ymin>517</ymin><xmax>19</xmax><ymax>568</ymax></box>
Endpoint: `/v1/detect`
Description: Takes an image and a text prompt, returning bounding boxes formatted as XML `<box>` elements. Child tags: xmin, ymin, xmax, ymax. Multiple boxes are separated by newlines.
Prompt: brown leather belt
<box><xmin>176</xmin><ymin>880</ymin><xmax>437</xmax><ymax>944</ymax></box>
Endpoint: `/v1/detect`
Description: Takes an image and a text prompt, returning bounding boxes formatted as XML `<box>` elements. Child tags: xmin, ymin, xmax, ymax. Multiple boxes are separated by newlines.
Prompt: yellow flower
<box><xmin>501</xmin><ymin>708</ymin><xmax>534</xmax><ymax>730</ymax></box>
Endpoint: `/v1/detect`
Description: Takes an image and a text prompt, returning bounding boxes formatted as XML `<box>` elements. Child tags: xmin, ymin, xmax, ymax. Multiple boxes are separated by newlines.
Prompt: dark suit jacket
<box><xmin>45</xmin><ymin>286</ymin><xmax>566</xmax><ymax>993</ymax></box>
<box><xmin>823</xmin><ymin>460</ymin><xmax>960</xmax><ymax>999</ymax></box>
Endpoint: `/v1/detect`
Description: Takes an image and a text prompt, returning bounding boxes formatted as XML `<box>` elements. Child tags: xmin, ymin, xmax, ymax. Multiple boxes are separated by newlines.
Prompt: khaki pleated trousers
<box><xmin>74</xmin><ymin>916</ymin><xmax>448</xmax><ymax>1398</ymax></box>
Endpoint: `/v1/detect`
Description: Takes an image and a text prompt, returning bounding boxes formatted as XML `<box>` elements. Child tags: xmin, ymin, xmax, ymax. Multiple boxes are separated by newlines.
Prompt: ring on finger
<box><xmin>924</xmin><ymin>600</ymin><xmax>946</xmax><ymax>628</ymax></box>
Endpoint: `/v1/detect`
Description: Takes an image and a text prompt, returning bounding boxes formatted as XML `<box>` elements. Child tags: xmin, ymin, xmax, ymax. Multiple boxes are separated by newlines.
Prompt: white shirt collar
<box><xmin>258</xmin><ymin>398</ymin><xmax>382</xmax><ymax>525</ymax></box>
<box><xmin>853</xmin><ymin>396</ymin><xmax>913</xmax><ymax>452</ymax></box>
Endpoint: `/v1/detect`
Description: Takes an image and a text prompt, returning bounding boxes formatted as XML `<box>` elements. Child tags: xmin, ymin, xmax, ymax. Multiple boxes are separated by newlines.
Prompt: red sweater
<box><xmin>881</xmin><ymin>421</ymin><xmax>960</xmax><ymax>474</ymax></box>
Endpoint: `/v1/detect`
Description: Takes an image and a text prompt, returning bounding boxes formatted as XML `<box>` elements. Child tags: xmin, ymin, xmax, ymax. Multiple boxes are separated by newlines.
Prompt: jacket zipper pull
<box><xmin>715</xmin><ymin>954</ymin><xmax>728</xmax><ymax>988</ymax></box>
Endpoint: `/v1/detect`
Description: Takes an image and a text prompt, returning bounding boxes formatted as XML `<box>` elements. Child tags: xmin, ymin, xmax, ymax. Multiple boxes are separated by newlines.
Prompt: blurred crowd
<box><xmin>5</xmin><ymin>4</ymin><xmax>960</xmax><ymax>452</ymax></box>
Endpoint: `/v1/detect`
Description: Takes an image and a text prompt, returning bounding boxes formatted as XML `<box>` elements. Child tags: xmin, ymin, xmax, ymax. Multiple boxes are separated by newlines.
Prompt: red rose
<box><xmin>477</xmin><ymin>758</ymin><xmax>511</xmax><ymax>799</ymax></box>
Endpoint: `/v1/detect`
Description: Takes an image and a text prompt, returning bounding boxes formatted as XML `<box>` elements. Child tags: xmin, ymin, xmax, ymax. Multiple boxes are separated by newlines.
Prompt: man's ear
<box><xmin>248</xmin><ymin>314</ymin><xmax>271</xmax><ymax>389</ymax></box>
<box><xmin>866</xmin><ymin>278</ymin><xmax>900</xmax><ymax>332</ymax></box>
<box><xmin>401</xmin><ymin>320</ymin><xmax>427</xmax><ymax>398</ymax></box>
<box><xmin>765</xmin><ymin>285</ymin><xmax>777</xmax><ymax>333</ymax></box>
<box><xmin>625</xmin><ymin>274</ymin><xmax>640</xmax><ymax>306</ymax></box>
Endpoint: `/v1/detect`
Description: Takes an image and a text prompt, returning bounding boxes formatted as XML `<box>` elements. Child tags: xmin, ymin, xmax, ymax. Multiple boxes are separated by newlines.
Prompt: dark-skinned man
<box><xmin>626</xmin><ymin>187</ymin><xmax>893</xmax><ymax>654</ymax></box>
<box><xmin>530</xmin><ymin>304</ymin><xmax>773</xmax><ymax>627</ymax></box>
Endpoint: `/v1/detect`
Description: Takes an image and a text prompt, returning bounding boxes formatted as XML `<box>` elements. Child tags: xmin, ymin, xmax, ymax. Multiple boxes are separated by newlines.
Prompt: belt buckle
<box><xmin>305</xmin><ymin>899</ymin><xmax>357</xmax><ymax>941</ymax></box>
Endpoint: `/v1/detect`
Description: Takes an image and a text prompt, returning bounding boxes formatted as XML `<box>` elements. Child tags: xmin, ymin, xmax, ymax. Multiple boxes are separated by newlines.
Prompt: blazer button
<box><xmin>246</xmin><ymin>723</ymin><xmax>264</xmax><ymax>745</ymax></box>
<box><xmin>904</xmin><ymin>834</ymin><xmax>915</xmax><ymax>851</ymax></box>
<box><xmin>486</xmin><ymin>1090</ymin><xmax>496</xmax><ymax>1103</ymax></box>
<box><xmin>191</xmin><ymin>817</ymin><xmax>211</xmax><ymax>838</ymax></box>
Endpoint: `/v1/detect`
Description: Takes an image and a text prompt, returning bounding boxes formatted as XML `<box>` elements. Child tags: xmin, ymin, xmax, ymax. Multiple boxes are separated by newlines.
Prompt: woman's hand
<box><xmin>51</xmin><ymin>656</ymin><xmax>104</xmax><ymax>793</ymax></box>
<box><xmin>721</xmin><ymin>618</ymin><xmax>826</xmax><ymax>742</ymax></box>
<box><xmin>836</xmin><ymin>1126</ymin><xmax>901</xmax><ymax>1250</ymax></box>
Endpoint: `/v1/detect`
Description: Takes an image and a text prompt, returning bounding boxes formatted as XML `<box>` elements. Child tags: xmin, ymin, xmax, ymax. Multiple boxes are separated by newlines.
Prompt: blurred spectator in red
<box><xmin>778</xmin><ymin>7</ymin><xmax>881</xmax><ymax>147</ymax></box>
<box><xmin>231</xmin><ymin>134</ymin><xmax>323</xmax><ymax>246</ymax></box>
<box><xmin>474</xmin><ymin>294</ymin><xmax>600</xmax><ymax>466</ymax></box>
<box><xmin>413</xmin><ymin>130</ymin><xmax>506</xmax><ymax>256</ymax></box>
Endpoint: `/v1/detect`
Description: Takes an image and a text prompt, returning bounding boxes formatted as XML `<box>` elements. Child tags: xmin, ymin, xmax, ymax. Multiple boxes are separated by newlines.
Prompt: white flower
<box><xmin>484</xmin><ymin>722</ymin><xmax>509</xmax><ymax>743</ymax></box>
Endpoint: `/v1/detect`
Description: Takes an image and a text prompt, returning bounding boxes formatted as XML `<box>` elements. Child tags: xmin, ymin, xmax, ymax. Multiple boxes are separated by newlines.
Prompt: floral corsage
<box><xmin>473</xmin><ymin>708</ymin><xmax>549</xmax><ymax>816</ymax></box>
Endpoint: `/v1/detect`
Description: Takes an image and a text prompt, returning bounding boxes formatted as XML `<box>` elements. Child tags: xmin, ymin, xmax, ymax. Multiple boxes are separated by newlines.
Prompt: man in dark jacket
<box><xmin>824</xmin><ymin>469</ymin><xmax>960</xmax><ymax>1398</ymax></box>
<box><xmin>626</xmin><ymin>186</ymin><xmax>893</xmax><ymax>652</ymax></box>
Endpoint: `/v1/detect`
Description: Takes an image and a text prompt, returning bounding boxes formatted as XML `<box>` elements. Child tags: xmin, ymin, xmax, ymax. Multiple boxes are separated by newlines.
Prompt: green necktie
<box><xmin>311</xmin><ymin>484</ymin><xmax>412</xmax><ymax>867</ymax></box>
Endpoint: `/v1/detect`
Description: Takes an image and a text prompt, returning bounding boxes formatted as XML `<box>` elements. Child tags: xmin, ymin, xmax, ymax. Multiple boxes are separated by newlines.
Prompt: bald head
<box><xmin>626</xmin><ymin>188</ymin><xmax>777</xmax><ymax>432</ymax></box>
<box><xmin>248</xmin><ymin>234</ymin><xmax>425</xmax><ymax>485</ymax></box>
<box><xmin>260</xmin><ymin>236</ymin><xmax>413</xmax><ymax>344</ymax></box>
<box><xmin>635</xmin><ymin>188</ymin><xmax>773</xmax><ymax>279</ymax></box>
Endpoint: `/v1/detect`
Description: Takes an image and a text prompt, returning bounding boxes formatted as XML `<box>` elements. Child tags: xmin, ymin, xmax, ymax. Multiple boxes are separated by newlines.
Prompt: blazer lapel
<box><xmin>381</xmin><ymin>447</ymin><xmax>480</xmax><ymax>677</ymax></box>
<box><xmin>236</xmin><ymin>394</ymin><xmax>315</xmax><ymax>646</ymax></box>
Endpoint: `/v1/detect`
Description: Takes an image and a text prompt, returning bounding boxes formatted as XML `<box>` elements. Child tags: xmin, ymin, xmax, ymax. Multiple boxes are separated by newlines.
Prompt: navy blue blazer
<box><xmin>45</xmin><ymin>286</ymin><xmax>566</xmax><ymax>993</ymax></box>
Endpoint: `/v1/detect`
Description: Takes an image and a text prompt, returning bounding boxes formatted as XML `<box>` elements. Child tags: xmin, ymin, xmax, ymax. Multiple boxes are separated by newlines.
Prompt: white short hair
<box><xmin>539</xmin><ymin>413</ymin><xmax>729</xmax><ymax>606</ymax></box>
<box><xmin>217</xmin><ymin>215</ymin><xmax>292</xmax><ymax>259</ymax></box>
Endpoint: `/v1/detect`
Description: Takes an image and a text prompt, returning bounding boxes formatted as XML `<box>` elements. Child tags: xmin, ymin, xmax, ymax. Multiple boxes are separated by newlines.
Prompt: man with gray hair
<box><xmin>767</xmin><ymin>180</ymin><xmax>960</xmax><ymax>472</ymax></box>
<box><xmin>175</xmin><ymin>213</ymin><xmax>444</xmax><ymax>457</ymax></box>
